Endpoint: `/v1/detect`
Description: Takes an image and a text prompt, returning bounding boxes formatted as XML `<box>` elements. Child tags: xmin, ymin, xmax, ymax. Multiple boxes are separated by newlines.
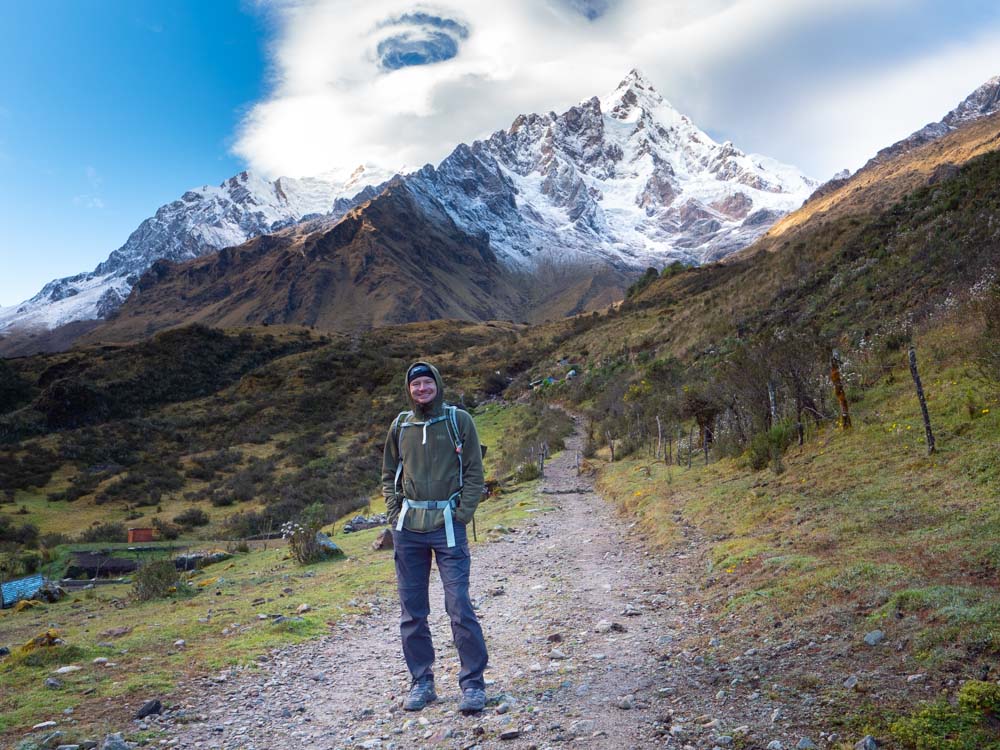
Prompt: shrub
<box><xmin>281</xmin><ymin>502</ymin><xmax>335</xmax><ymax>565</ymax></box>
<box><xmin>76</xmin><ymin>521</ymin><xmax>127</xmax><ymax>544</ymax></box>
<box><xmin>889</xmin><ymin>697</ymin><xmax>994</xmax><ymax>750</ymax></box>
<box><xmin>747</xmin><ymin>422</ymin><xmax>795</xmax><ymax>473</ymax></box>
<box><xmin>958</xmin><ymin>680</ymin><xmax>1000</xmax><ymax>714</ymax></box>
<box><xmin>0</xmin><ymin>516</ymin><xmax>40</xmax><ymax>547</ymax></box>
<box><xmin>173</xmin><ymin>507</ymin><xmax>210</xmax><ymax>529</ymax></box>
<box><xmin>512</xmin><ymin>462</ymin><xmax>541</xmax><ymax>483</ymax></box>
<box><xmin>132</xmin><ymin>559</ymin><xmax>180</xmax><ymax>602</ymax></box>
<box><xmin>152</xmin><ymin>517</ymin><xmax>180</xmax><ymax>540</ymax></box>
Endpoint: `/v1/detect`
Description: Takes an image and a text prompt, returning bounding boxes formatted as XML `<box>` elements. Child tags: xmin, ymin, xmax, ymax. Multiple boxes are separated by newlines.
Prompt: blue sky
<box><xmin>0</xmin><ymin>1</ymin><xmax>269</xmax><ymax>306</ymax></box>
<box><xmin>2</xmin><ymin>0</ymin><xmax>999</xmax><ymax>307</ymax></box>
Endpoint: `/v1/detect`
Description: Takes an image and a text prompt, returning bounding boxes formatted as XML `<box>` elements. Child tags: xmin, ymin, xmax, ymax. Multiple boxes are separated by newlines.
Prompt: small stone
<box><xmin>863</xmin><ymin>630</ymin><xmax>885</xmax><ymax>647</ymax></box>
<box><xmin>135</xmin><ymin>699</ymin><xmax>162</xmax><ymax>719</ymax></box>
<box><xmin>99</xmin><ymin>734</ymin><xmax>130</xmax><ymax>750</ymax></box>
<box><xmin>844</xmin><ymin>675</ymin><xmax>859</xmax><ymax>690</ymax></box>
<box><xmin>767</xmin><ymin>742</ymin><xmax>783</xmax><ymax>750</ymax></box>
<box><xmin>529</xmin><ymin>662</ymin><xmax>543</xmax><ymax>672</ymax></box>
<box><xmin>796</xmin><ymin>739</ymin><xmax>818</xmax><ymax>750</ymax></box>
<box><xmin>616</xmin><ymin>696</ymin><xmax>634</xmax><ymax>710</ymax></box>
<box><xmin>52</xmin><ymin>666</ymin><xmax>81</xmax><ymax>674</ymax></box>
<box><xmin>569</xmin><ymin>719</ymin><xmax>596</xmax><ymax>735</ymax></box>
<box><xmin>715</xmin><ymin>737</ymin><xmax>733</xmax><ymax>747</ymax></box>
<box><xmin>496</xmin><ymin>702</ymin><xmax>511</xmax><ymax>714</ymax></box>
<box><xmin>709</xmin><ymin>637</ymin><xmax>720</xmax><ymax>647</ymax></box>
<box><xmin>906</xmin><ymin>673</ymin><xmax>927</xmax><ymax>684</ymax></box>
<box><xmin>33</xmin><ymin>721</ymin><xmax>58</xmax><ymax>730</ymax></box>
<box><xmin>771</xmin><ymin>707</ymin><xmax>781</xmax><ymax>723</ymax></box>
<box><xmin>297</xmin><ymin>603</ymin><xmax>311</xmax><ymax>614</ymax></box>
<box><xmin>548</xmin><ymin>649</ymin><xmax>567</xmax><ymax>660</ymax></box>
<box><xmin>92</xmin><ymin>657</ymin><xmax>108</xmax><ymax>665</ymax></box>
<box><xmin>45</xmin><ymin>678</ymin><xmax>63</xmax><ymax>689</ymax></box>
<box><xmin>854</xmin><ymin>737</ymin><xmax>879</xmax><ymax>750</ymax></box>
<box><xmin>595</xmin><ymin>620</ymin><xmax>613</xmax><ymax>633</ymax></box>
<box><xmin>546</xmin><ymin>633</ymin><xmax>563</xmax><ymax>643</ymax></box>
<box><xmin>499</xmin><ymin>729</ymin><xmax>522</xmax><ymax>740</ymax></box>
<box><xmin>173</xmin><ymin>640</ymin><xmax>186</xmax><ymax>648</ymax></box>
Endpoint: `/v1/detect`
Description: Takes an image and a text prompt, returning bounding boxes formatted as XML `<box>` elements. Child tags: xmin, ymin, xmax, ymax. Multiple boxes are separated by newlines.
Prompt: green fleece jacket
<box><xmin>381</xmin><ymin>361</ymin><xmax>484</xmax><ymax>532</ymax></box>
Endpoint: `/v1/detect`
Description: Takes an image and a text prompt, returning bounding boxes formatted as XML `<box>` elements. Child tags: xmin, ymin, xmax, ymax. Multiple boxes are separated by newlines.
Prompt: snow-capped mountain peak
<box><xmin>2</xmin><ymin>70</ymin><xmax>819</xmax><ymax>340</ymax></box>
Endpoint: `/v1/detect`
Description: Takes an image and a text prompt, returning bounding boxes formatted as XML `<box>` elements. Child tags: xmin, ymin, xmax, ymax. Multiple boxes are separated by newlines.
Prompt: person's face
<box><xmin>409</xmin><ymin>376</ymin><xmax>437</xmax><ymax>405</ymax></box>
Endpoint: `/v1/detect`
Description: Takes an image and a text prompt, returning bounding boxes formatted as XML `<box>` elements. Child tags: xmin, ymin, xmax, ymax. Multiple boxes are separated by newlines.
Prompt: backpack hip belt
<box><xmin>395</xmin><ymin>492</ymin><xmax>462</xmax><ymax>547</ymax></box>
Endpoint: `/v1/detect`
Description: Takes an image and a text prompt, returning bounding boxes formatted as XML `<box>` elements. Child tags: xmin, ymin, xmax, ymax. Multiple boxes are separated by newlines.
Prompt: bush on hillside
<box><xmin>0</xmin><ymin>515</ymin><xmax>40</xmax><ymax>546</ymax></box>
<box><xmin>76</xmin><ymin>521</ymin><xmax>127</xmax><ymax>544</ymax></box>
<box><xmin>152</xmin><ymin>517</ymin><xmax>180</xmax><ymax>540</ymax></box>
<box><xmin>174</xmin><ymin>507</ymin><xmax>210</xmax><ymax>529</ymax></box>
<box><xmin>747</xmin><ymin>422</ymin><xmax>795</xmax><ymax>473</ymax></box>
<box><xmin>133</xmin><ymin>559</ymin><xmax>180</xmax><ymax>602</ymax></box>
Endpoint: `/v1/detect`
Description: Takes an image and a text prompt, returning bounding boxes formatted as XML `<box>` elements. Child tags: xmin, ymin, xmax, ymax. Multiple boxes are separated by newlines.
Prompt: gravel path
<box><xmin>159</xmin><ymin>421</ymin><xmax>840</xmax><ymax>750</ymax></box>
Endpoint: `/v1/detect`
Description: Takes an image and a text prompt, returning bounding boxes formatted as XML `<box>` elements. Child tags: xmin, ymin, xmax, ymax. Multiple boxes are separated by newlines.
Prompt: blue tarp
<box><xmin>1</xmin><ymin>573</ymin><xmax>46</xmax><ymax>608</ymax></box>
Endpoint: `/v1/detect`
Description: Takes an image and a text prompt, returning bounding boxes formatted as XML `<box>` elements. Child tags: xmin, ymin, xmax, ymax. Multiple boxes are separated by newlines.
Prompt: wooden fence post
<box><xmin>908</xmin><ymin>345</ymin><xmax>936</xmax><ymax>455</ymax></box>
<box><xmin>830</xmin><ymin>351</ymin><xmax>852</xmax><ymax>429</ymax></box>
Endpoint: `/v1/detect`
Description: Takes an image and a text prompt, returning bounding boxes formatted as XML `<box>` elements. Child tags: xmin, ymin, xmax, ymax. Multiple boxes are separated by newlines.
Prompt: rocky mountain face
<box><xmin>862</xmin><ymin>75</ymin><xmax>1000</xmax><ymax>172</ymax></box>
<box><xmin>0</xmin><ymin>167</ymin><xmax>394</xmax><ymax>335</ymax></box>
<box><xmin>85</xmin><ymin>179</ymin><xmax>618</xmax><ymax>341</ymax></box>
<box><xmin>408</xmin><ymin>69</ymin><xmax>816</xmax><ymax>270</ymax></box>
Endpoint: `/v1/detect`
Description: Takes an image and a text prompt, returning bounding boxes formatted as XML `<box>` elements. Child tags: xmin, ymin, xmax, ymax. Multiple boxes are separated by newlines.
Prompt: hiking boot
<box><xmin>403</xmin><ymin>679</ymin><xmax>437</xmax><ymax>711</ymax></box>
<box><xmin>458</xmin><ymin>687</ymin><xmax>486</xmax><ymax>713</ymax></box>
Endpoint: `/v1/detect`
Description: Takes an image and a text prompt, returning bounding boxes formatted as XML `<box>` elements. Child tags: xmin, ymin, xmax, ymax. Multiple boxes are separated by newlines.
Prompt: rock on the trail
<box><xmin>715</xmin><ymin>736</ymin><xmax>733</xmax><ymax>746</ymax></box>
<box><xmin>99</xmin><ymin>734</ymin><xmax>131</xmax><ymax>750</ymax></box>
<box><xmin>844</xmin><ymin>675</ymin><xmax>859</xmax><ymax>690</ymax></box>
<box><xmin>32</xmin><ymin>722</ymin><xmax>58</xmax><ymax>731</ymax></box>
<box><xmin>766</xmin><ymin>742</ymin><xmax>783</xmax><ymax>750</ymax></box>
<box><xmin>499</xmin><ymin>729</ymin><xmax>522</xmax><ymax>740</ymax></box>
<box><xmin>863</xmin><ymin>630</ymin><xmax>885</xmax><ymax>646</ymax></box>
<box><xmin>796</xmin><ymin>738</ymin><xmax>818</xmax><ymax>749</ymax></box>
<box><xmin>570</xmin><ymin>719</ymin><xmax>596</xmax><ymax>735</ymax></box>
<box><xmin>45</xmin><ymin>677</ymin><xmax>63</xmax><ymax>689</ymax></box>
<box><xmin>906</xmin><ymin>673</ymin><xmax>926</xmax><ymax>683</ymax></box>
<box><xmin>615</xmin><ymin>696</ymin><xmax>635</xmax><ymax>710</ymax></box>
<box><xmin>297</xmin><ymin>603</ymin><xmax>312</xmax><ymax>614</ymax></box>
<box><xmin>372</xmin><ymin>528</ymin><xmax>394</xmax><ymax>550</ymax></box>
<box><xmin>135</xmin><ymin>699</ymin><xmax>162</xmax><ymax>719</ymax></box>
<box><xmin>854</xmin><ymin>737</ymin><xmax>879</xmax><ymax>750</ymax></box>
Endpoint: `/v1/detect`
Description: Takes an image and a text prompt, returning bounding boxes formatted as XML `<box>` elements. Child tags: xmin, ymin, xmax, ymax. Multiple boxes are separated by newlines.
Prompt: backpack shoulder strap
<box><xmin>393</xmin><ymin>410</ymin><xmax>413</xmax><ymax>456</ymax></box>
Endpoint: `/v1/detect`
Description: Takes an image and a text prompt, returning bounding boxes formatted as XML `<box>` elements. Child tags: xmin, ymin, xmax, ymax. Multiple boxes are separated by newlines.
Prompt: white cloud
<box><xmin>236</xmin><ymin>0</ymin><xmax>1000</xmax><ymax>181</ymax></box>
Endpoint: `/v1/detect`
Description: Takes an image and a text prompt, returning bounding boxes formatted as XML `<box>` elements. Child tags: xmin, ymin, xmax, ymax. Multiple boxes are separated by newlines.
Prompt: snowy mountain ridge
<box><xmin>0</xmin><ymin>166</ymin><xmax>396</xmax><ymax>332</ymax></box>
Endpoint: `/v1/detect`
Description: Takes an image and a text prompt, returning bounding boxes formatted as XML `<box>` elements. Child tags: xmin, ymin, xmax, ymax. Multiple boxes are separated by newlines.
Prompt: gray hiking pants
<box><xmin>392</xmin><ymin>523</ymin><xmax>488</xmax><ymax>690</ymax></box>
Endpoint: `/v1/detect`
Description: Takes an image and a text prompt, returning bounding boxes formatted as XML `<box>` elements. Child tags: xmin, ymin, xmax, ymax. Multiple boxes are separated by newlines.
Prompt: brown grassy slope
<box><xmin>758</xmin><ymin>110</ymin><xmax>1000</xmax><ymax>251</ymax></box>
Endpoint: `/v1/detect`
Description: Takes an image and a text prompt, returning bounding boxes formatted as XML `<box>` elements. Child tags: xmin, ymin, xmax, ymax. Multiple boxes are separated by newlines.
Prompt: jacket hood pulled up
<box><xmin>405</xmin><ymin>360</ymin><xmax>445</xmax><ymax>417</ymax></box>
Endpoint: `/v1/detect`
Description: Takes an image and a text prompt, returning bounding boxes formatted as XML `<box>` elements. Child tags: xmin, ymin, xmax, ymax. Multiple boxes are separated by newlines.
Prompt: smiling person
<box><xmin>381</xmin><ymin>361</ymin><xmax>488</xmax><ymax>713</ymax></box>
